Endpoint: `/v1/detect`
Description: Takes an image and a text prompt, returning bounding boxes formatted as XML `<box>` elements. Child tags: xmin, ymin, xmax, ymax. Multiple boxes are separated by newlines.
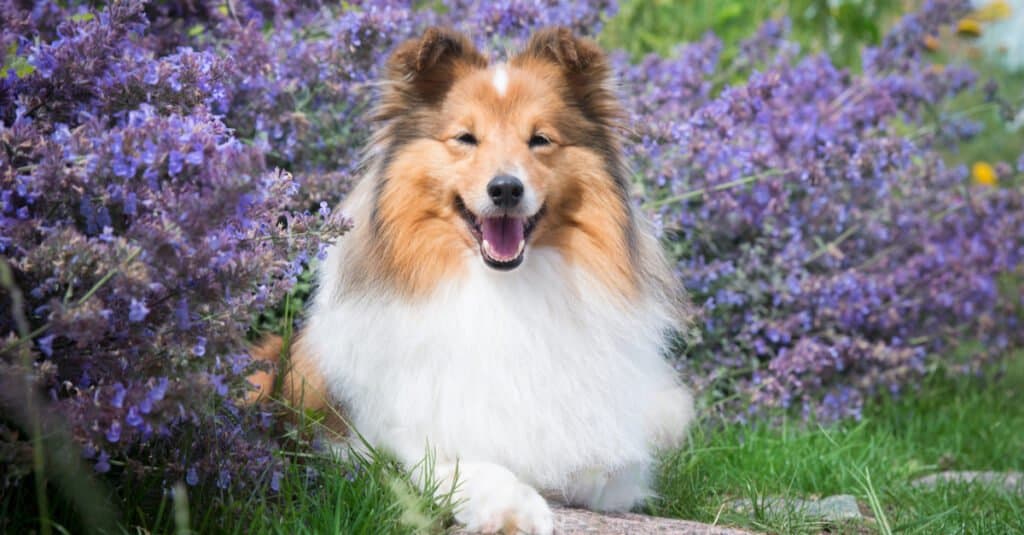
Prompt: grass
<box><xmin>3</xmin><ymin>437</ymin><xmax>457</xmax><ymax>534</ymax></box>
<box><xmin>88</xmin><ymin>354</ymin><xmax>1019</xmax><ymax>535</ymax></box>
<box><xmin>651</xmin><ymin>355</ymin><xmax>1024</xmax><ymax>533</ymax></box>
<box><xmin>221</xmin><ymin>446</ymin><xmax>456</xmax><ymax>535</ymax></box>
<box><xmin>8</xmin><ymin>357</ymin><xmax>1021</xmax><ymax>534</ymax></box>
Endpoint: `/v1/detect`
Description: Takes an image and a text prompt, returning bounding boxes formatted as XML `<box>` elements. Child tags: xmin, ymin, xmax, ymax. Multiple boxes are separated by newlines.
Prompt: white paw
<box><xmin>455</xmin><ymin>468</ymin><xmax>553</xmax><ymax>534</ymax></box>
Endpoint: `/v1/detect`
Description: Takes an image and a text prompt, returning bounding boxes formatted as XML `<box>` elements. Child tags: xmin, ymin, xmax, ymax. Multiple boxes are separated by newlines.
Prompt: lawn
<box><xmin>654</xmin><ymin>355</ymin><xmax>1024</xmax><ymax>534</ymax></box>
<box><xmin>3</xmin><ymin>0</ymin><xmax>1023</xmax><ymax>533</ymax></box>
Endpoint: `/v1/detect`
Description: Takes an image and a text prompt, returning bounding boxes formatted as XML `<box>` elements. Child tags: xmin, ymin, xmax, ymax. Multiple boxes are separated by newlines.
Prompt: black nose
<box><xmin>487</xmin><ymin>175</ymin><xmax>524</xmax><ymax>208</ymax></box>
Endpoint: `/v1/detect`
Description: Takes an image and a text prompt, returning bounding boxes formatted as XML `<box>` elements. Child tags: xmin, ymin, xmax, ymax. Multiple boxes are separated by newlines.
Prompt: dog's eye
<box><xmin>455</xmin><ymin>133</ymin><xmax>478</xmax><ymax>146</ymax></box>
<box><xmin>528</xmin><ymin>134</ymin><xmax>551</xmax><ymax>148</ymax></box>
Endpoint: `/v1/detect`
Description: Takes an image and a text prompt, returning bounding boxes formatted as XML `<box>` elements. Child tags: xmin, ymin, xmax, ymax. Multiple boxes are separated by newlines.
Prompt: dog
<box><xmin>251</xmin><ymin>26</ymin><xmax>694</xmax><ymax>534</ymax></box>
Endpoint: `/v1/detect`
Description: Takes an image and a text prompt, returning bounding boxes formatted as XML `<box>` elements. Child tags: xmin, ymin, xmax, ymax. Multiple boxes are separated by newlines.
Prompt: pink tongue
<box><xmin>481</xmin><ymin>216</ymin><xmax>525</xmax><ymax>260</ymax></box>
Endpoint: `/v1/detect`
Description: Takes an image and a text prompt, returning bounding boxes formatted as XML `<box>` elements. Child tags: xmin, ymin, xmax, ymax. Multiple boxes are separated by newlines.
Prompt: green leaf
<box><xmin>4</xmin><ymin>43</ymin><xmax>36</xmax><ymax>79</ymax></box>
<box><xmin>70</xmin><ymin>12</ymin><xmax>95</xmax><ymax>22</ymax></box>
<box><xmin>713</xmin><ymin>2</ymin><xmax>744</xmax><ymax>25</ymax></box>
<box><xmin>188</xmin><ymin>24</ymin><xmax>205</xmax><ymax>37</ymax></box>
<box><xmin>13</xmin><ymin>61</ymin><xmax>35</xmax><ymax>78</ymax></box>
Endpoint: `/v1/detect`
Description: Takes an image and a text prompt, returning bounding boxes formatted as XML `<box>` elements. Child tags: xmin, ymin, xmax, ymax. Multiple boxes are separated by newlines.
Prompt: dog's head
<box><xmin>369</xmin><ymin>27</ymin><xmax>636</xmax><ymax>295</ymax></box>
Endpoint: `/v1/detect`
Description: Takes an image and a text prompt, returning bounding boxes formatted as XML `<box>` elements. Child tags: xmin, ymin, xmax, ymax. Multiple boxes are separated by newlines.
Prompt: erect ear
<box><xmin>512</xmin><ymin>27</ymin><xmax>621</xmax><ymax>125</ymax></box>
<box><xmin>376</xmin><ymin>27</ymin><xmax>487</xmax><ymax>121</ymax></box>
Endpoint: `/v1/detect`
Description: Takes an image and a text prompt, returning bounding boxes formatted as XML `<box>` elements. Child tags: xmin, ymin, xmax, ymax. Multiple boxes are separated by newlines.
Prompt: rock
<box><xmin>728</xmin><ymin>494</ymin><xmax>863</xmax><ymax>523</ymax></box>
<box><xmin>911</xmin><ymin>471</ymin><xmax>1024</xmax><ymax>493</ymax></box>
<box><xmin>548</xmin><ymin>507</ymin><xmax>752</xmax><ymax>534</ymax></box>
<box><xmin>453</xmin><ymin>506</ymin><xmax>752</xmax><ymax>534</ymax></box>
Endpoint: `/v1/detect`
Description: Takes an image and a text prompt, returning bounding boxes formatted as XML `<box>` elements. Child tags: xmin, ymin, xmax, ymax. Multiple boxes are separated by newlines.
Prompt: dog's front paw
<box><xmin>454</xmin><ymin>465</ymin><xmax>553</xmax><ymax>534</ymax></box>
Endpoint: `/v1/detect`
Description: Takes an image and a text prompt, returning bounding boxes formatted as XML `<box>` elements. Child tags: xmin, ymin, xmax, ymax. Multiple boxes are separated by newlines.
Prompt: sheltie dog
<box><xmin>251</xmin><ymin>26</ymin><xmax>694</xmax><ymax>534</ymax></box>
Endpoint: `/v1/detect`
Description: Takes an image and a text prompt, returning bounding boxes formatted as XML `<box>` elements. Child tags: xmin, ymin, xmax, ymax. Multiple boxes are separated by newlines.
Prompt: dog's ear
<box><xmin>513</xmin><ymin>27</ymin><xmax>620</xmax><ymax>125</ymax></box>
<box><xmin>376</xmin><ymin>27</ymin><xmax>487</xmax><ymax>120</ymax></box>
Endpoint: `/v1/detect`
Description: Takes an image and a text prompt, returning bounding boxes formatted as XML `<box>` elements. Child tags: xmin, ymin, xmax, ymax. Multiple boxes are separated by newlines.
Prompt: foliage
<box><xmin>1</xmin><ymin>0</ymin><xmax>1023</xmax><ymax>530</ymax></box>
<box><xmin>0</xmin><ymin>0</ymin><xmax>360</xmax><ymax>517</ymax></box>
<box><xmin>619</xmin><ymin>0</ymin><xmax>1024</xmax><ymax>420</ymax></box>
<box><xmin>602</xmin><ymin>0</ymin><xmax>908</xmax><ymax>69</ymax></box>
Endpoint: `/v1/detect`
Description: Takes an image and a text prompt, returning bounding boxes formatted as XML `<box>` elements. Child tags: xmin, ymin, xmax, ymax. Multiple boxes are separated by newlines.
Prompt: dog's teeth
<box><xmin>482</xmin><ymin>239</ymin><xmax>525</xmax><ymax>261</ymax></box>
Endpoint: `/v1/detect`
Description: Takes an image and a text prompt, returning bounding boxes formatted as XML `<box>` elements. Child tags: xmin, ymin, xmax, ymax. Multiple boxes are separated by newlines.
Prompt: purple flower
<box><xmin>110</xmin><ymin>383</ymin><xmax>127</xmax><ymax>409</ymax></box>
<box><xmin>106</xmin><ymin>420</ymin><xmax>121</xmax><ymax>443</ymax></box>
<box><xmin>217</xmin><ymin>469</ymin><xmax>231</xmax><ymax>489</ymax></box>
<box><xmin>128</xmin><ymin>299</ymin><xmax>149</xmax><ymax>322</ymax></box>
<box><xmin>37</xmin><ymin>334</ymin><xmax>55</xmax><ymax>357</ymax></box>
<box><xmin>209</xmin><ymin>374</ymin><xmax>228</xmax><ymax>397</ymax></box>
<box><xmin>94</xmin><ymin>451</ymin><xmax>111</xmax><ymax>474</ymax></box>
<box><xmin>126</xmin><ymin>406</ymin><xmax>144</xmax><ymax>428</ymax></box>
<box><xmin>168</xmin><ymin>150</ymin><xmax>184</xmax><ymax>175</ymax></box>
<box><xmin>185</xmin><ymin>147</ymin><xmax>204</xmax><ymax>166</ymax></box>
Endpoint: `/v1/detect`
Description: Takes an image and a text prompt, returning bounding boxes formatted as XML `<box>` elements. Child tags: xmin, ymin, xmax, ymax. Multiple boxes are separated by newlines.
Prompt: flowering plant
<box><xmin>623</xmin><ymin>1</ymin><xmax>1024</xmax><ymax>420</ymax></box>
<box><xmin>1</xmin><ymin>0</ymin><xmax>1021</xmax><ymax>509</ymax></box>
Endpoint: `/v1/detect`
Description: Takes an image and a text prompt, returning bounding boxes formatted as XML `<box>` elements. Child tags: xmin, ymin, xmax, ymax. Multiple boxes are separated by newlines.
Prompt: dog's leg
<box><xmin>557</xmin><ymin>385</ymin><xmax>694</xmax><ymax>512</ymax></box>
<box><xmin>422</xmin><ymin>460</ymin><xmax>554</xmax><ymax>534</ymax></box>
<box><xmin>246</xmin><ymin>335</ymin><xmax>349</xmax><ymax>439</ymax></box>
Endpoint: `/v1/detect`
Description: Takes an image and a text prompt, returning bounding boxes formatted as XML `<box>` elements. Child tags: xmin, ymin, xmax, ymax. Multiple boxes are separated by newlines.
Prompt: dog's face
<box><xmin>370</xmin><ymin>28</ymin><xmax>635</xmax><ymax>294</ymax></box>
<box><xmin>414</xmin><ymin>63</ymin><xmax>582</xmax><ymax>270</ymax></box>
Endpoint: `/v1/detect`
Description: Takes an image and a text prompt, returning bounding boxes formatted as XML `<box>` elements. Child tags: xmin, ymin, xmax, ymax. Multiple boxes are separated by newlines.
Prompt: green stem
<box><xmin>644</xmin><ymin>168</ymin><xmax>790</xmax><ymax>209</ymax></box>
<box><xmin>75</xmin><ymin>248</ymin><xmax>141</xmax><ymax>306</ymax></box>
<box><xmin>1</xmin><ymin>247</ymin><xmax>141</xmax><ymax>355</ymax></box>
<box><xmin>0</xmin><ymin>258</ymin><xmax>52</xmax><ymax>535</ymax></box>
<box><xmin>804</xmin><ymin>224</ymin><xmax>860</xmax><ymax>264</ymax></box>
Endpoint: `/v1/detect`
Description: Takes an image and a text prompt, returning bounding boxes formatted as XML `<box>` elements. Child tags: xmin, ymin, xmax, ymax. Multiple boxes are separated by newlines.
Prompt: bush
<box><xmin>620</xmin><ymin>0</ymin><xmax>1024</xmax><ymax>420</ymax></box>
<box><xmin>1</xmin><ymin>0</ymin><xmax>1022</xmax><ymax>526</ymax></box>
<box><xmin>0</xmin><ymin>0</ymin><xmax>355</xmax><ymax>501</ymax></box>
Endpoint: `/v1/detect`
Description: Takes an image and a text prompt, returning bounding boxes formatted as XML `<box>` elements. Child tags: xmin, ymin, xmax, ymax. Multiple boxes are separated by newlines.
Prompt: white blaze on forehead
<box><xmin>492</xmin><ymin>65</ymin><xmax>510</xmax><ymax>97</ymax></box>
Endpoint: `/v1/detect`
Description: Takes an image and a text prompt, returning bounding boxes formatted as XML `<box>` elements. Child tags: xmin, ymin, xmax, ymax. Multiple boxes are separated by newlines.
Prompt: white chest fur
<box><xmin>306</xmin><ymin>247</ymin><xmax>688</xmax><ymax>491</ymax></box>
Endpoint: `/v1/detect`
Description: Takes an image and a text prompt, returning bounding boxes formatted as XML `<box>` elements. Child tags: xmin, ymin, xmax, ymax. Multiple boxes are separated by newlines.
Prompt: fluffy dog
<box><xmin>252</xmin><ymin>26</ymin><xmax>694</xmax><ymax>534</ymax></box>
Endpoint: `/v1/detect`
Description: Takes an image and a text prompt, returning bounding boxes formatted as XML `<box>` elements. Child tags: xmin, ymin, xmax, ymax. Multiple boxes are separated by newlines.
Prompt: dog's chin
<box><xmin>455</xmin><ymin>196</ymin><xmax>543</xmax><ymax>271</ymax></box>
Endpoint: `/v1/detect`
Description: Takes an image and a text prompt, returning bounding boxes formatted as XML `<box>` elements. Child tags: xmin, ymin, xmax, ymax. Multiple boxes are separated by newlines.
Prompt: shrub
<box><xmin>1</xmin><ymin>0</ymin><xmax>1022</xmax><ymax>526</ymax></box>
<box><xmin>621</xmin><ymin>0</ymin><xmax>1024</xmax><ymax>420</ymax></box>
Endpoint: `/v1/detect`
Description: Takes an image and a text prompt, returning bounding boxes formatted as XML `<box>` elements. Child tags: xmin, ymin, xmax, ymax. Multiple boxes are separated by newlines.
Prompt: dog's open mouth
<box><xmin>455</xmin><ymin>196</ymin><xmax>543</xmax><ymax>270</ymax></box>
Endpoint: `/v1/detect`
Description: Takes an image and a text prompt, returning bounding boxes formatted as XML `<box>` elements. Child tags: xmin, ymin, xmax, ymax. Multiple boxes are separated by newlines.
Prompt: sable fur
<box><xmin>250</xmin><ymin>26</ymin><xmax>693</xmax><ymax>535</ymax></box>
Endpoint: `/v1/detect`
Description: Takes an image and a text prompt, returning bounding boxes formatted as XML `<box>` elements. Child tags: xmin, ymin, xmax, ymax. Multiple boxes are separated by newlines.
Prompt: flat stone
<box><xmin>728</xmin><ymin>494</ymin><xmax>863</xmax><ymax>522</ymax></box>
<box><xmin>453</xmin><ymin>506</ymin><xmax>752</xmax><ymax>534</ymax></box>
<box><xmin>911</xmin><ymin>471</ymin><xmax>1024</xmax><ymax>493</ymax></box>
<box><xmin>549</xmin><ymin>506</ymin><xmax>752</xmax><ymax>534</ymax></box>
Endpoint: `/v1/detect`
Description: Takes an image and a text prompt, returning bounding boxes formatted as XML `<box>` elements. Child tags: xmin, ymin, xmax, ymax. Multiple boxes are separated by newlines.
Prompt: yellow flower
<box><xmin>956</xmin><ymin>18</ymin><xmax>983</xmax><ymax>37</ymax></box>
<box><xmin>972</xmin><ymin>0</ymin><xmax>1012</xmax><ymax>22</ymax></box>
<box><xmin>972</xmin><ymin>161</ymin><xmax>998</xmax><ymax>186</ymax></box>
<box><xmin>923</xmin><ymin>34</ymin><xmax>940</xmax><ymax>51</ymax></box>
